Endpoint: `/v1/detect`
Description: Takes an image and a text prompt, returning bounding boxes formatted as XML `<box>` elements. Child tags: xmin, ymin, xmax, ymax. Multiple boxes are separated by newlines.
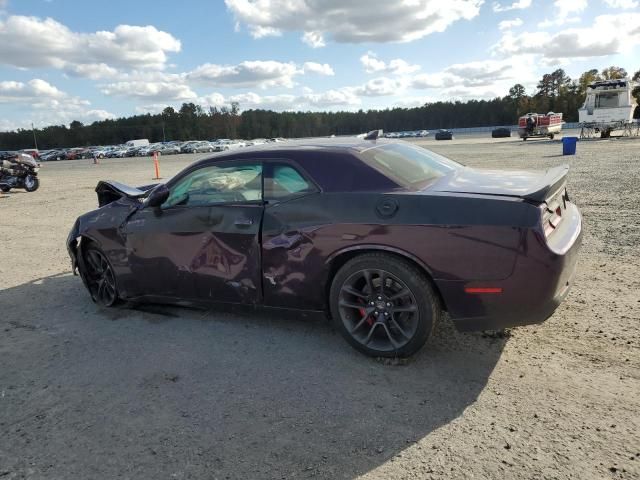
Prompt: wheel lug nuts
<box><xmin>386</xmin><ymin>302</ymin><xmax>391</xmax><ymax>307</ymax></box>
<box><xmin>377</xmin><ymin>296</ymin><xmax>382</xmax><ymax>300</ymax></box>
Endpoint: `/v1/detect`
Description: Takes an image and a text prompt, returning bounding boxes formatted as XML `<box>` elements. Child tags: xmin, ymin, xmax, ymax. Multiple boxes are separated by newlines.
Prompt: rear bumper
<box><xmin>439</xmin><ymin>203</ymin><xmax>582</xmax><ymax>332</ymax></box>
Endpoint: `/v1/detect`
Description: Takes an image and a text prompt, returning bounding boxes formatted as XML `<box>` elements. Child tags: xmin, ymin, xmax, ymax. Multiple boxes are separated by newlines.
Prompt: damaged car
<box><xmin>67</xmin><ymin>136</ymin><xmax>582</xmax><ymax>357</ymax></box>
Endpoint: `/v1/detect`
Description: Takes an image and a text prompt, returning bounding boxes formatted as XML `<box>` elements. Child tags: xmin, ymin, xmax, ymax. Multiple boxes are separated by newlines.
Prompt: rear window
<box><xmin>359</xmin><ymin>143</ymin><xmax>460</xmax><ymax>189</ymax></box>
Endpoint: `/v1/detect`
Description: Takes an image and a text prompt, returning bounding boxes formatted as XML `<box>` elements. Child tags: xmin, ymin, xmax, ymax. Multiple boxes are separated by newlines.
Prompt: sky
<box><xmin>0</xmin><ymin>0</ymin><xmax>639</xmax><ymax>131</ymax></box>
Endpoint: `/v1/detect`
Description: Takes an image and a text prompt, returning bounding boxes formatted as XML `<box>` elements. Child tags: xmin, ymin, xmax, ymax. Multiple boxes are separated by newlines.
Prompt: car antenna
<box><xmin>364</xmin><ymin>129</ymin><xmax>383</xmax><ymax>140</ymax></box>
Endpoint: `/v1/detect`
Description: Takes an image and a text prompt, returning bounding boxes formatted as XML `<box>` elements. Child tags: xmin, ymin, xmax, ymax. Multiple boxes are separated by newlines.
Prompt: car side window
<box><xmin>163</xmin><ymin>163</ymin><xmax>262</xmax><ymax>208</ymax></box>
<box><xmin>265</xmin><ymin>164</ymin><xmax>315</xmax><ymax>201</ymax></box>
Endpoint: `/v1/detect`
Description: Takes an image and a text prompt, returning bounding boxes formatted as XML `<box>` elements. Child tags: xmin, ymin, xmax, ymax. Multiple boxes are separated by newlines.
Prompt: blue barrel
<box><xmin>562</xmin><ymin>136</ymin><xmax>577</xmax><ymax>155</ymax></box>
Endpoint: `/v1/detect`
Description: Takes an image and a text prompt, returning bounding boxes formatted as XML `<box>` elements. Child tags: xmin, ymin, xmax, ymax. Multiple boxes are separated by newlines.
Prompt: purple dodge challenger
<box><xmin>68</xmin><ymin>138</ymin><xmax>582</xmax><ymax>357</ymax></box>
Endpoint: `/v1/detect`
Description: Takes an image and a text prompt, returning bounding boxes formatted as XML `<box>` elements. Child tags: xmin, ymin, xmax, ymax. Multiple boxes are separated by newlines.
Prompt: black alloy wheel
<box><xmin>83</xmin><ymin>245</ymin><xmax>119</xmax><ymax>307</ymax></box>
<box><xmin>330</xmin><ymin>253</ymin><xmax>440</xmax><ymax>357</ymax></box>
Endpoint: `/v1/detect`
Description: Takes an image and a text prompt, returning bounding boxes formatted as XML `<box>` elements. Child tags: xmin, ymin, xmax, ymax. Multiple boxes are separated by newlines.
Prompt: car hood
<box><xmin>429</xmin><ymin>165</ymin><xmax>568</xmax><ymax>203</ymax></box>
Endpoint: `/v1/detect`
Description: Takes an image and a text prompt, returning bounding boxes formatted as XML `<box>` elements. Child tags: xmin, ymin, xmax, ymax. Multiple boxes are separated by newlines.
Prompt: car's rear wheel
<box><xmin>82</xmin><ymin>244</ymin><xmax>119</xmax><ymax>307</ymax></box>
<box><xmin>330</xmin><ymin>253</ymin><xmax>440</xmax><ymax>357</ymax></box>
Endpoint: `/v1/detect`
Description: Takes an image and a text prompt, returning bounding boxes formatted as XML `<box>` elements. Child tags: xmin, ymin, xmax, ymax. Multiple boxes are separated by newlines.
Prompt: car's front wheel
<box><xmin>81</xmin><ymin>243</ymin><xmax>120</xmax><ymax>307</ymax></box>
<box><xmin>330</xmin><ymin>253</ymin><xmax>441</xmax><ymax>357</ymax></box>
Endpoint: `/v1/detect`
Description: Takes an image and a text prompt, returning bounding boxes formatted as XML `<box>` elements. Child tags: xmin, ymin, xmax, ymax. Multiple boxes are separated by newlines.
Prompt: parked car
<box><xmin>213</xmin><ymin>140</ymin><xmax>246</xmax><ymax>151</ymax></box>
<box><xmin>125</xmin><ymin>139</ymin><xmax>150</xmax><ymax>148</ymax></box>
<box><xmin>106</xmin><ymin>148</ymin><xmax>129</xmax><ymax>158</ymax></box>
<box><xmin>182</xmin><ymin>141</ymin><xmax>214</xmax><ymax>154</ymax></box>
<box><xmin>67</xmin><ymin>137</ymin><xmax>582</xmax><ymax>358</ymax></box>
<box><xmin>65</xmin><ymin>148</ymin><xmax>83</xmax><ymax>160</ymax></box>
<box><xmin>137</xmin><ymin>144</ymin><xmax>161</xmax><ymax>156</ymax></box>
<box><xmin>154</xmin><ymin>144</ymin><xmax>181</xmax><ymax>155</ymax></box>
<box><xmin>492</xmin><ymin>128</ymin><xmax>512</xmax><ymax>138</ymax></box>
<box><xmin>435</xmin><ymin>129</ymin><xmax>453</xmax><ymax>140</ymax></box>
<box><xmin>40</xmin><ymin>149</ymin><xmax>67</xmax><ymax>161</ymax></box>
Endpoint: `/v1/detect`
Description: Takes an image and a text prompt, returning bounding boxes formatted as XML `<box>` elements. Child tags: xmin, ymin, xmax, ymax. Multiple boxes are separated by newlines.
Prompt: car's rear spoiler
<box><xmin>95</xmin><ymin>180</ymin><xmax>159</xmax><ymax>207</ymax></box>
<box><xmin>522</xmin><ymin>165</ymin><xmax>569</xmax><ymax>203</ymax></box>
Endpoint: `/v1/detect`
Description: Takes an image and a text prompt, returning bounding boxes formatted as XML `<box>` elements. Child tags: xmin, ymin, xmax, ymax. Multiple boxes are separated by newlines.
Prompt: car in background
<box><xmin>179</xmin><ymin>141</ymin><xmax>199</xmax><ymax>153</ymax></box>
<box><xmin>154</xmin><ymin>144</ymin><xmax>182</xmax><ymax>155</ymax></box>
<box><xmin>40</xmin><ymin>150</ymin><xmax>67</xmax><ymax>161</ymax></box>
<box><xmin>492</xmin><ymin>127</ymin><xmax>512</xmax><ymax>138</ymax></box>
<box><xmin>125</xmin><ymin>146</ymin><xmax>144</xmax><ymax>157</ymax></box>
<box><xmin>91</xmin><ymin>147</ymin><xmax>112</xmax><ymax>159</ymax></box>
<box><xmin>137</xmin><ymin>144</ymin><xmax>160</xmax><ymax>157</ymax></box>
<box><xmin>213</xmin><ymin>140</ymin><xmax>246</xmax><ymax>151</ymax></box>
<box><xmin>435</xmin><ymin>129</ymin><xmax>453</xmax><ymax>140</ymax></box>
<box><xmin>182</xmin><ymin>141</ymin><xmax>214</xmax><ymax>154</ymax></box>
<box><xmin>65</xmin><ymin>148</ymin><xmax>84</xmax><ymax>160</ymax></box>
<box><xmin>106</xmin><ymin>147</ymin><xmax>130</xmax><ymax>158</ymax></box>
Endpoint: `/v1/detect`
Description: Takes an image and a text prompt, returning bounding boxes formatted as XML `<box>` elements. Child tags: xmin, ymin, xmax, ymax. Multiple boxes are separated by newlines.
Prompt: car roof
<box><xmin>203</xmin><ymin>137</ymin><xmax>398</xmax><ymax>160</ymax></box>
<box><xmin>183</xmin><ymin>137</ymin><xmax>405</xmax><ymax>192</ymax></box>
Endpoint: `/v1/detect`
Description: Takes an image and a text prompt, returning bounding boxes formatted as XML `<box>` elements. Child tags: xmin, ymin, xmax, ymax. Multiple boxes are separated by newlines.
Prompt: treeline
<box><xmin>1</xmin><ymin>66</ymin><xmax>638</xmax><ymax>150</ymax></box>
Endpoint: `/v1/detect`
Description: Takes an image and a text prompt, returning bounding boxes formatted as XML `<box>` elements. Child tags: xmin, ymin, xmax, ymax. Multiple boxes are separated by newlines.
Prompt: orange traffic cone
<box><xmin>153</xmin><ymin>152</ymin><xmax>161</xmax><ymax>180</ymax></box>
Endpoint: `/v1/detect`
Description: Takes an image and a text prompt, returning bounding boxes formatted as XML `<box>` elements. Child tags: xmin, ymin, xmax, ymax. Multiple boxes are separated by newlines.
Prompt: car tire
<box><xmin>81</xmin><ymin>243</ymin><xmax>120</xmax><ymax>307</ymax></box>
<box><xmin>329</xmin><ymin>252</ymin><xmax>441</xmax><ymax>358</ymax></box>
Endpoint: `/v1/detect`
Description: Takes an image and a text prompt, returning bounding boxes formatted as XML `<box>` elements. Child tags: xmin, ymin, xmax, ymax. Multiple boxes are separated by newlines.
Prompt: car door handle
<box><xmin>234</xmin><ymin>218</ymin><xmax>254</xmax><ymax>227</ymax></box>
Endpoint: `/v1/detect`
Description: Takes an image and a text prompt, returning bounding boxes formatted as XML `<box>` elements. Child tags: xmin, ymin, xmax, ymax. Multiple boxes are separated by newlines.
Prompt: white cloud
<box><xmin>355</xmin><ymin>77</ymin><xmax>403</xmax><ymax>96</ymax></box>
<box><xmin>492</xmin><ymin>0</ymin><xmax>532</xmax><ymax>12</ymax></box>
<box><xmin>0</xmin><ymin>15</ymin><xmax>181</xmax><ymax>77</ymax></box>
<box><xmin>249</xmin><ymin>25</ymin><xmax>281</xmax><ymax>38</ymax></box>
<box><xmin>538</xmin><ymin>0</ymin><xmax>587</xmax><ymax>27</ymax></box>
<box><xmin>409</xmin><ymin>72</ymin><xmax>459</xmax><ymax>89</ymax></box>
<box><xmin>494</xmin><ymin>13</ymin><xmax>640</xmax><ymax>59</ymax></box>
<box><xmin>301</xmin><ymin>31</ymin><xmax>326</xmax><ymax>48</ymax></box>
<box><xmin>65</xmin><ymin>63</ymin><xmax>119</xmax><ymax>80</ymax></box>
<box><xmin>187</xmin><ymin>60</ymin><xmax>299</xmax><ymax>88</ymax></box>
<box><xmin>229</xmin><ymin>92</ymin><xmax>298</xmax><ymax>110</ymax></box>
<box><xmin>360</xmin><ymin>52</ymin><xmax>421</xmax><ymax>75</ymax></box>
<box><xmin>0</xmin><ymin>79</ymin><xmax>65</xmax><ymax>102</ymax></box>
<box><xmin>300</xmin><ymin>88</ymin><xmax>361</xmax><ymax>107</ymax></box>
<box><xmin>226</xmin><ymin>0</ymin><xmax>483</xmax><ymax>45</ymax></box>
<box><xmin>445</xmin><ymin>60</ymin><xmax>513</xmax><ymax>83</ymax></box>
<box><xmin>302</xmin><ymin>62</ymin><xmax>334</xmax><ymax>76</ymax></box>
<box><xmin>101</xmin><ymin>81</ymin><xmax>196</xmax><ymax>101</ymax></box>
<box><xmin>405</xmin><ymin>56</ymin><xmax>537</xmax><ymax>93</ymax></box>
<box><xmin>498</xmin><ymin>18</ymin><xmax>523</xmax><ymax>30</ymax></box>
<box><xmin>603</xmin><ymin>0</ymin><xmax>638</xmax><ymax>8</ymax></box>
<box><xmin>199</xmin><ymin>88</ymin><xmax>362</xmax><ymax>111</ymax></box>
<box><xmin>0</xmin><ymin>78</ymin><xmax>115</xmax><ymax>130</ymax></box>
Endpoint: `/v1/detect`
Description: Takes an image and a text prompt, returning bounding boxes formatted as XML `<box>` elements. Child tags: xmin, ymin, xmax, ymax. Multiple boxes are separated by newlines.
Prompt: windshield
<box><xmin>359</xmin><ymin>142</ymin><xmax>461</xmax><ymax>189</ymax></box>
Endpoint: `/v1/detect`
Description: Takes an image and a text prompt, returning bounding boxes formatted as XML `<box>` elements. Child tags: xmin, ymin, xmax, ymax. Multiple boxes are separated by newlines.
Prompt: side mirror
<box><xmin>146</xmin><ymin>184</ymin><xmax>170</xmax><ymax>208</ymax></box>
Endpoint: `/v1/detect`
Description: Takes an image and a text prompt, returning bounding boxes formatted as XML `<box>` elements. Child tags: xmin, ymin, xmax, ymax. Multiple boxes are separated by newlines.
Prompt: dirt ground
<box><xmin>1</xmin><ymin>134</ymin><xmax>638</xmax><ymax>480</ymax></box>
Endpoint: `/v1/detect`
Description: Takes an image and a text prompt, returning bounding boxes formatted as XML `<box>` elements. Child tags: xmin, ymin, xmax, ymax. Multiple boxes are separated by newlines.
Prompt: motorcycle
<box><xmin>0</xmin><ymin>152</ymin><xmax>41</xmax><ymax>193</ymax></box>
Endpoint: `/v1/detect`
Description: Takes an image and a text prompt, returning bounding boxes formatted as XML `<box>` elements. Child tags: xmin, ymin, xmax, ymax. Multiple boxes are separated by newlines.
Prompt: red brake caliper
<box><xmin>358</xmin><ymin>306</ymin><xmax>374</xmax><ymax>326</ymax></box>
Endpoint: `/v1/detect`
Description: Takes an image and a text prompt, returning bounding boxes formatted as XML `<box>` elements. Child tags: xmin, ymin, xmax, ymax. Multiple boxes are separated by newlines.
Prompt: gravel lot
<box><xmin>1</xmin><ymin>135</ymin><xmax>638</xmax><ymax>479</ymax></box>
